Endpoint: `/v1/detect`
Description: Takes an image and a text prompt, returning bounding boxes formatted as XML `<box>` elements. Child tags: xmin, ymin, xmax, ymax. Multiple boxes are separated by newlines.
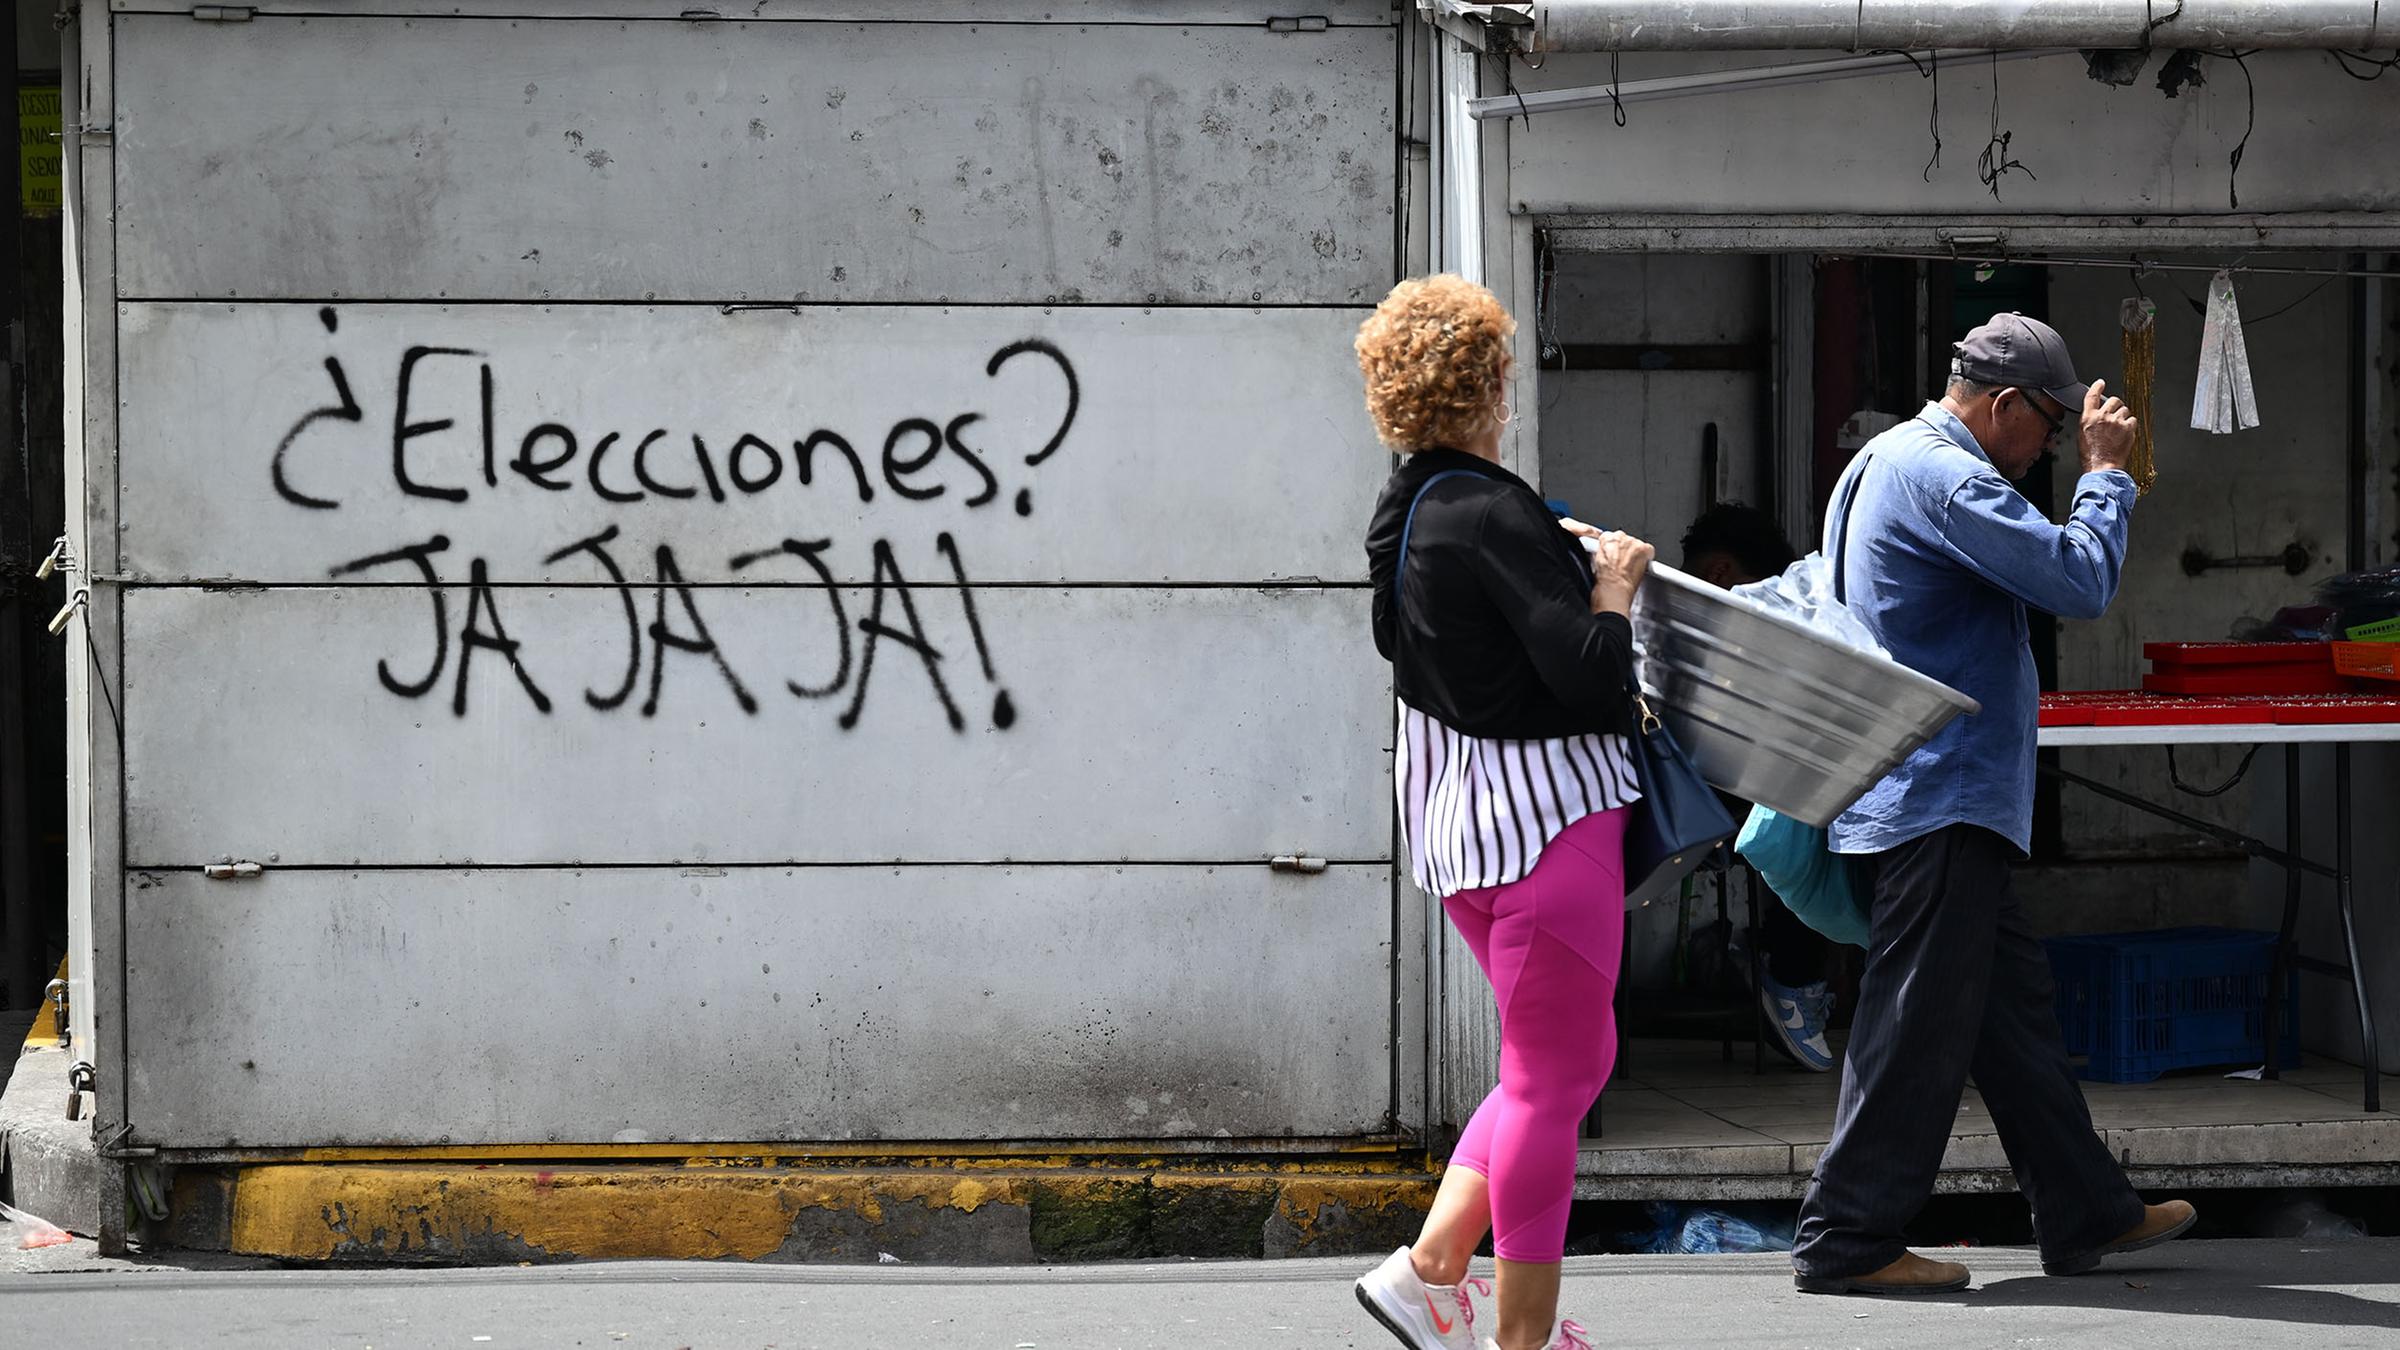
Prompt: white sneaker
<box><xmin>1354</xmin><ymin>1245</ymin><xmax>1486</xmax><ymax>1350</ymax></box>
<box><xmin>1482</xmin><ymin>1318</ymin><xmax>1594</xmax><ymax>1350</ymax></box>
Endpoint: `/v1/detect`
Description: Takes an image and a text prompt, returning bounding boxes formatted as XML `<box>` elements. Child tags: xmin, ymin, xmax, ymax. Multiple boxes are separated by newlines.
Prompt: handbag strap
<box><xmin>1829</xmin><ymin>452</ymin><xmax>1874</xmax><ymax>607</ymax></box>
<box><xmin>1390</xmin><ymin>468</ymin><xmax>1482</xmax><ymax>613</ymax></box>
<box><xmin>1392</xmin><ymin>467</ymin><xmax>1657</xmax><ymax>732</ymax></box>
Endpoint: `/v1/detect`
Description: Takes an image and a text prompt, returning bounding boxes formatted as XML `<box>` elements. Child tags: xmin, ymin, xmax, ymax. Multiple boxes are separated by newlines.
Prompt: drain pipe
<box><xmin>1437</xmin><ymin>28</ymin><xmax>1486</xmax><ymax>281</ymax></box>
<box><xmin>1501</xmin><ymin>2</ymin><xmax>2400</xmax><ymax>52</ymax></box>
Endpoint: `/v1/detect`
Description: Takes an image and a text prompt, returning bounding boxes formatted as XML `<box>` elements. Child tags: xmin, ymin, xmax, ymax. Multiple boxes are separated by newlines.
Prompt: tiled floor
<box><xmin>1578</xmin><ymin>1037</ymin><xmax>2400</xmax><ymax>1199</ymax></box>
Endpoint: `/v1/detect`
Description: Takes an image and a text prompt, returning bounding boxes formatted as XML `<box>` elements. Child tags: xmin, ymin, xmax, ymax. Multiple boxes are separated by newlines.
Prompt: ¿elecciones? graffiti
<box><xmin>272</xmin><ymin>307</ymin><xmax>1079</xmax><ymax>520</ymax></box>
<box><xmin>275</xmin><ymin>307</ymin><xmax>1064</xmax><ymax>734</ymax></box>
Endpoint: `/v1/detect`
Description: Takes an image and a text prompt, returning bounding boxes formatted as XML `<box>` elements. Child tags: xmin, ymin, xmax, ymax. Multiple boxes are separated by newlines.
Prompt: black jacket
<box><xmin>1365</xmin><ymin>449</ymin><xmax>1637</xmax><ymax>740</ymax></box>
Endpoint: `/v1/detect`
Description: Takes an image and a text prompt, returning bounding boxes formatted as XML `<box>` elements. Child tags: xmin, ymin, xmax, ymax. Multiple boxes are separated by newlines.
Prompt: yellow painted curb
<box><xmin>217</xmin><ymin>1161</ymin><xmax>1437</xmax><ymax>1263</ymax></box>
<box><xmin>22</xmin><ymin>956</ymin><xmax>65</xmax><ymax>1051</ymax></box>
<box><xmin>230</xmin><ymin>1164</ymin><xmax>1035</xmax><ymax>1262</ymax></box>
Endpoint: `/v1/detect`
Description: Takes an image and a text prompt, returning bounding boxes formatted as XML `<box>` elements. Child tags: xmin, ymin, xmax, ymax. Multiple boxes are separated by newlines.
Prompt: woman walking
<box><xmin>1350</xmin><ymin>275</ymin><xmax>1653</xmax><ymax>1350</ymax></box>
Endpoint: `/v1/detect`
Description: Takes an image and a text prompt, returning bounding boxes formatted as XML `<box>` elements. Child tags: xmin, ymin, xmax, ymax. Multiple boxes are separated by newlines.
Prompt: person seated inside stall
<box><xmin>1681</xmin><ymin>502</ymin><xmax>1836</xmax><ymax>1073</ymax></box>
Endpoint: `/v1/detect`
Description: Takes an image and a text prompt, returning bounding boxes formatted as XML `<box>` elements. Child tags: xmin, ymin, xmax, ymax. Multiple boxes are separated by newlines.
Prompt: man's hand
<box><xmin>2080</xmin><ymin>378</ymin><xmax>2138</xmax><ymax>476</ymax></box>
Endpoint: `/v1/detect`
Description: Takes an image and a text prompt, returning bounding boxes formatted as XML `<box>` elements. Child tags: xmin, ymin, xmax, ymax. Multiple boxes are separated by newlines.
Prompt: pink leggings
<box><xmin>1443</xmin><ymin>807</ymin><xmax>1628</xmax><ymax>1264</ymax></box>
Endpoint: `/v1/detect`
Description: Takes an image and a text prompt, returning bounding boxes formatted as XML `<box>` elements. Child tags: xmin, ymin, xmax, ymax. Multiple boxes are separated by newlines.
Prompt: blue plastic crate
<box><xmin>2043</xmin><ymin>927</ymin><xmax>2301</xmax><ymax>1084</ymax></box>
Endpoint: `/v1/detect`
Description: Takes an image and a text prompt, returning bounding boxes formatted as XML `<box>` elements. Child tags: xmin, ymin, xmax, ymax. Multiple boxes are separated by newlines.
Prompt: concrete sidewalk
<box><xmin>5</xmin><ymin>1237</ymin><xmax>2397</xmax><ymax>1349</ymax></box>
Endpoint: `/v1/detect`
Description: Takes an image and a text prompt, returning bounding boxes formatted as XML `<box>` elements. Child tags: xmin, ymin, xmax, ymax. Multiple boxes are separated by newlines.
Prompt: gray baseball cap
<box><xmin>1950</xmin><ymin>312</ymin><xmax>2089</xmax><ymax>411</ymax></box>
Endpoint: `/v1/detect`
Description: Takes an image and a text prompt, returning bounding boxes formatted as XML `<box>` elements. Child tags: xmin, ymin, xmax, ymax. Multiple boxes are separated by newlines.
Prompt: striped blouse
<box><xmin>1395</xmin><ymin>697</ymin><xmax>1641</xmax><ymax>899</ymax></box>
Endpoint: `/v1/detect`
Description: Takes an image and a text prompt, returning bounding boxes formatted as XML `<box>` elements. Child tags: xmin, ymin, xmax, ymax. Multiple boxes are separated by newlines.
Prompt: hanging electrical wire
<box><xmin>1873</xmin><ymin>49</ymin><xmax>1944</xmax><ymax>181</ymax></box>
<box><xmin>1976</xmin><ymin>52</ymin><xmax>2035</xmax><ymax>199</ymax></box>
<box><xmin>1922</xmin><ymin>49</ymin><xmax>1942</xmax><ymax>181</ymax></box>
<box><xmin>2223</xmin><ymin>51</ymin><xmax>2256</xmax><ymax>210</ymax></box>
<box><xmin>2143</xmin><ymin>0</ymin><xmax>2187</xmax><ymax>46</ymax></box>
<box><xmin>1535</xmin><ymin>229</ymin><xmax>1561</xmax><ymax>365</ymax></box>
<box><xmin>2330</xmin><ymin>49</ymin><xmax>2400</xmax><ymax>80</ymax></box>
<box><xmin>2169</xmin><ymin>744</ymin><xmax>2261</xmax><ymax>798</ymax></box>
<box><xmin>2119</xmin><ymin>297</ymin><xmax>2159</xmax><ymax>495</ymax></box>
<box><xmin>2152</xmin><ymin>269</ymin><xmax>2339</xmax><ymax>325</ymax></box>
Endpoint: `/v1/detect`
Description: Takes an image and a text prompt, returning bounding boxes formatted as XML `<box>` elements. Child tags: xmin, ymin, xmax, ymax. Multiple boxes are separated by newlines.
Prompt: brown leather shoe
<box><xmin>2043</xmin><ymin>1199</ymin><xmax>2198</xmax><ymax>1276</ymax></box>
<box><xmin>1795</xmin><ymin>1251</ymin><xmax>1972</xmax><ymax>1296</ymax></box>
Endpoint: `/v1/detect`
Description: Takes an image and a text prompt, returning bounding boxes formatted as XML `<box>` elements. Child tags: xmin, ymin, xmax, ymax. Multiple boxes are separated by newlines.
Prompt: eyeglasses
<box><xmin>2012</xmin><ymin>389</ymin><xmax>2067</xmax><ymax>442</ymax></box>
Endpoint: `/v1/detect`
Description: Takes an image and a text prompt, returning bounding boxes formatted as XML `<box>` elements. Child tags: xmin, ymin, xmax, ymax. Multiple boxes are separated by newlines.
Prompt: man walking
<box><xmin>1791</xmin><ymin>313</ymin><xmax>2195</xmax><ymax>1296</ymax></box>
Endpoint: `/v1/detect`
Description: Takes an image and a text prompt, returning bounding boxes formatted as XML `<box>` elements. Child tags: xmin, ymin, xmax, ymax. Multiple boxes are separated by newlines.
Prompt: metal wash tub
<box><xmin>1632</xmin><ymin>563</ymin><xmax>1981</xmax><ymax>828</ymax></box>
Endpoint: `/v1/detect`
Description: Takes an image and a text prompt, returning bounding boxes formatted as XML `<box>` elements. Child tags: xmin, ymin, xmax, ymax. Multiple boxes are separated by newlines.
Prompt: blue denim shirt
<box><xmin>1826</xmin><ymin>403</ymin><xmax>2138</xmax><ymax>857</ymax></box>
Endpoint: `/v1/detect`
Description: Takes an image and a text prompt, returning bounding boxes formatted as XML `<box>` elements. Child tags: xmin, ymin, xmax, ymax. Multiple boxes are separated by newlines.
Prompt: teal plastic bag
<box><xmin>1735</xmin><ymin>804</ymin><xmax>1870</xmax><ymax>949</ymax></box>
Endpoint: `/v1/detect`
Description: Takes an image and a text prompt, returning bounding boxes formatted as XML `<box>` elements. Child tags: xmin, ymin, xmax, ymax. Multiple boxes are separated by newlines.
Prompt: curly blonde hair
<box><xmin>1354</xmin><ymin>274</ymin><xmax>1517</xmax><ymax>451</ymax></box>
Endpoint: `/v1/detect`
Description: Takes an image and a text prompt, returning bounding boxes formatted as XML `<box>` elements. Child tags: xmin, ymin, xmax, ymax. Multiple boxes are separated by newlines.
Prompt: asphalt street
<box><xmin>6</xmin><ymin>1237</ymin><xmax>2400</xmax><ymax>1349</ymax></box>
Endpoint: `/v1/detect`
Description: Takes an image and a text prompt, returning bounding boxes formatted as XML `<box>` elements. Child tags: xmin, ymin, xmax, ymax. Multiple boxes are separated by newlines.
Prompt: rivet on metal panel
<box><xmin>1269</xmin><ymin>855</ymin><xmax>1329</xmax><ymax>874</ymax></box>
<box><xmin>202</xmin><ymin>861</ymin><xmax>265</xmax><ymax>881</ymax></box>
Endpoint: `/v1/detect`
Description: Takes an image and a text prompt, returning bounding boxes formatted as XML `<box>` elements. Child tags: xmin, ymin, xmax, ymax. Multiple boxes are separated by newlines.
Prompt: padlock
<box><xmin>47</xmin><ymin>590</ymin><xmax>87</xmax><ymax>637</ymax></box>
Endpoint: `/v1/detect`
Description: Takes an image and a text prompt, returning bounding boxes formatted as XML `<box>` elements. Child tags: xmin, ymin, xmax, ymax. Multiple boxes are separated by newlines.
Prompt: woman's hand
<box><xmin>1583</xmin><ymin>530</ymin><xmax>1653</xmax><ymax>617</ymax></box>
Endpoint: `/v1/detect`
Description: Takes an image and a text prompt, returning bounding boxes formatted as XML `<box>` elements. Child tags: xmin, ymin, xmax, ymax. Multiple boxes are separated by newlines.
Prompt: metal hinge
<box><xmin>203</xmin><ymin>861</ymin><xmax>264</xmax><ymax>880</ymax></box>
<box><xmin>190</xmin><ymin>5</ymin><xmax>254</xmax><ymax>21</ymax></box>
<box><xmin>1268</xmin><ymin>16</ymin><xmax>1331</xmax><ymax>33</ymax></box>
<box><xmin>1269</xmin><ymin>854</ymin><xmax>1328</xmax><ymax>874</ymax></box>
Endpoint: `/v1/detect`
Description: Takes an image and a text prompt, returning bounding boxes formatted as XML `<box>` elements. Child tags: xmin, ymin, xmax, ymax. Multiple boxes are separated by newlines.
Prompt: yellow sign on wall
<box><xmin>21</xmin><ymin>86</ymin><xmax>62</xmax><ymax>218</ymax></box>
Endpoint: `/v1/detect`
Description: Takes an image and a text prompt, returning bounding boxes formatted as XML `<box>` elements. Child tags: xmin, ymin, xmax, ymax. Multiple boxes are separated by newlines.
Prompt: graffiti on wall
<box><xmin>276</xmin><ymin>308</ymin><xmax>1080</xmax><ymax>732</ymax></box>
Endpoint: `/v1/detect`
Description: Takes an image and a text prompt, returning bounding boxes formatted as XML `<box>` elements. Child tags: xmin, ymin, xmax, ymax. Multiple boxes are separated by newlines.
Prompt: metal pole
<box><xmin>1467</xmin><ymin>46</ymin><xmax>2070</xmax><ymax>120</ymax></box>
<box><xmin>1522</xmin><ymin>1</ymin><xmax>2400</xmax><ymax>53</ymax></box>
<box><xmin>1825</xmin><ymin>252</ymin><xmax>2395</xmax><ymax>283</ymax></box>
<box><xmin>2333</xmin><ymin>746</ymin><xmax>2381</xmax><ymax>1112</ymax></box>
<box><xmin>2262</xmin><ymin>747</ymin><xmax>2301</xmax><ymax>1082</ymax></box>
<box><xmin>2037</xmin><ymin>762</ymin><xmax>2337</xmax><ymax>879</ymax></box>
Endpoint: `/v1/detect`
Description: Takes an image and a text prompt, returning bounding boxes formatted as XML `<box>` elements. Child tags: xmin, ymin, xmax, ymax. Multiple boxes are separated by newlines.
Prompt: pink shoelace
<box><xmin>1453</xmin><ymin>1276</ymin><xmax>1492</xmax><ymax>1333</ymax></box>
<box><xmin>1553</xmin><ymin>1318</ymin><xmax>1594</xmax><ymax>1349</ymax></box>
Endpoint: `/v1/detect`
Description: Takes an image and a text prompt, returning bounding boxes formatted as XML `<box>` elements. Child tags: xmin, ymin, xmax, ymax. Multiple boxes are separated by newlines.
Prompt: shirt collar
<box><xmin>1917</xmin><ymin>401</ymin><xmax>1994</xmax><ymax>468</ymax></box>
<box><xmin>1394</xmin><ymin>446</ymin><xmax>1536</xmax><ymax>495</ymax></box>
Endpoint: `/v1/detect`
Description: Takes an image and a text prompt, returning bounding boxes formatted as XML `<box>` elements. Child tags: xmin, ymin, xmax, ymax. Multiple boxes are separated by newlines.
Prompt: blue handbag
<box><xmin>1620</xmin><ymin>683</ymin><xmax>1739</xmax><ymax>908</ymax></box>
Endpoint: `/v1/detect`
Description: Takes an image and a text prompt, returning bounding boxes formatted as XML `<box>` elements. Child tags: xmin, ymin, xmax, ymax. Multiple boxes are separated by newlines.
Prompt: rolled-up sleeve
<box><xmin>1936</xmin><ymin>468</ymin><xmax>2138</xmax><ymax>621</ymax></box>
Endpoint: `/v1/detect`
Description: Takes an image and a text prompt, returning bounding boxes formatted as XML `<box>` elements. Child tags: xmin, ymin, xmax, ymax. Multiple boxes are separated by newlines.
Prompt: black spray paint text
<box><xmin>276</xmin><ymin>308</ymin><xmax>1078</xmax><ymax>732</ymax></box>
<box><xmin>274</xmin><ymin>307</ymin><xmax>1080</xmax><ymax>520</ymax></box>
<box><xmin>329</xmin><ymin>528</ymin><xmax>1017</xmax><ymax>733</ymax></box>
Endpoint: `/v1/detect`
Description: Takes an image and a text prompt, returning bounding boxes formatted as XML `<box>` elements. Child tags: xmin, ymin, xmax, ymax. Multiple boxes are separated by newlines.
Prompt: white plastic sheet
<box><xmin>1731</xmin><ymin>553</ymin><xmax>1889</xmax><ymax>658</ymax></box>
<box><xmin>0</xmin><ymin>1200</ymin><xmax>73</xmax><ymax>1249</ymax></box>
<box><xmin>2191</xmin><ymin>268</ymin><xmax>2261</xmax><ymax>434</ymax></box>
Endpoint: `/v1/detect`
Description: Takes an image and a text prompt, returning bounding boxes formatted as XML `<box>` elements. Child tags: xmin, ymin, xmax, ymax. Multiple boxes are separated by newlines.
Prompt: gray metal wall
<box><xmin>1506</xmin><ymin>48</ymin><xmax>2400</xmax><ymax>218</ymax></box>
<box><xmin>97</xmin><ymin>5</ymin><xmax>1404</xmax><ymax>1148</ymax></box>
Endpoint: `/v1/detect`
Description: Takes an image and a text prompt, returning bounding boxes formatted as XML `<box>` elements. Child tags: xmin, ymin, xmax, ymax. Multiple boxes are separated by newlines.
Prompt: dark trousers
<box><xmin>1792</xmin><ymin>824</ymin><xmax>2143</xmax><ymax>1277</ymax></box>
<box><xmin>1760</xmin><ymin>885</ymin><xmax>1830</xmax><ymax>986</ymax></box>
